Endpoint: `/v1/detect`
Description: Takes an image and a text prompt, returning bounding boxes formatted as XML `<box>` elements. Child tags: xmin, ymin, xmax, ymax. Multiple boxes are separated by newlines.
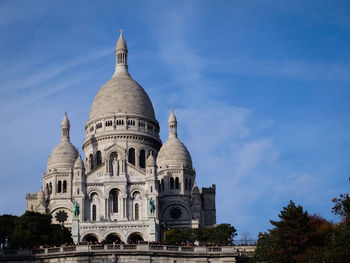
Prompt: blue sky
<box><xmin>0</xmin><ymin>0</ymin><xmax>349</xmax><ymax>239</ymax></box>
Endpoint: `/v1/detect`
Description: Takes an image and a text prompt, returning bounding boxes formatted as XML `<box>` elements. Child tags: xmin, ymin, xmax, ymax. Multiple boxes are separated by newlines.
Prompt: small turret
<box><xmin>146</xmin><ymin>152</ymin><xmax>157</xmax><ymax>177</ymax></box>
<box><xmin>146</xmin><ymin>152</ymin><xmax>156</xmax><ymax>167</ymax></box>
<box><xmin>74</xmin><ymin>153</ymin><xmax>84</xmax><ymax>170</ymax></box>
<box><xmin>73</xmin><ymin>154</ymin><xmax>86</xmax><ymax>195</ymax></box>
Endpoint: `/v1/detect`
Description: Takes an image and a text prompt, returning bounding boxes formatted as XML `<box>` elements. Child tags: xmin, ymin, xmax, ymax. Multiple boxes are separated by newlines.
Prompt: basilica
<box><xmin>26</xmin><ymin>32</ymin><xmax>216</xmax><ymax>244</ymax></box>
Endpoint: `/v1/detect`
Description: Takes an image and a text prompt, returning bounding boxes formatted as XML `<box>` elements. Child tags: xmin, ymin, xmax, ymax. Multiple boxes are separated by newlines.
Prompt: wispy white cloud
<box><xmin>0</xmin><ymin>47</ymin><xmax>111</xmax><ymax>96</ymax></box>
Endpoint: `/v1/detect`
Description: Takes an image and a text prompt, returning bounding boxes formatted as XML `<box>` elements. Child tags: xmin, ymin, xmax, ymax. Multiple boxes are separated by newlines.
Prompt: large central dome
<box><xmin>88</xmin><ymin>32</ymin><xmax>156</xmax><ymax>123</ymax></box>
<box><xmin>89</xmin><ymin>75</ymin><xmax>155</xmax><ymax>121</ymax></box>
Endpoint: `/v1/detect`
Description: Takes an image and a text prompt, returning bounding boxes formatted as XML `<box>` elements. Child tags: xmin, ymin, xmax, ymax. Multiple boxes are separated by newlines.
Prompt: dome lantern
<box><xmin>61</xmin><ymin>112</ymin><xmax>70</xmax><ymax>140</ymax></box>
<box><xmin>168</xmin><ymin>108</ymin><xmax>177</xmax><ymax>139</ymax></box>
<box><xmin>114</xmin><ymin>29</ymin><xmax>129</xmax><ymax>76</ymax></box>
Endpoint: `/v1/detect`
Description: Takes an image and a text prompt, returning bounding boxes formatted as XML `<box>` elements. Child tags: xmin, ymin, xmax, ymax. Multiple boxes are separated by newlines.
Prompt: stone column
<box><xmin>72</xmin><ymin>218</ymin><xmax>80</xmax><ymax>243</ymax></box>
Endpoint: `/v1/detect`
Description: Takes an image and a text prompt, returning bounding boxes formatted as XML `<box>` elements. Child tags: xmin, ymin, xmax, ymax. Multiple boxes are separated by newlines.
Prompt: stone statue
<box><xmin>112</xmin><ymin>157</ymin><xmax>118</xmax><ymax>176</ymax></box>
<box><xmin>73</xmin><ymin>200</ymin><xmax>80</xmax><ymax>218</ymax></box>
<box><xmin>149</xmin><ymin>197</ymin><xmax>155</xmax><ymax>216</ymax></box>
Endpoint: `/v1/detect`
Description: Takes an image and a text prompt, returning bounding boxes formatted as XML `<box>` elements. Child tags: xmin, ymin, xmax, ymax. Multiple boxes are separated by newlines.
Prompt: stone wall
<box><xmin>0</xmin><ymin>244</ymin><xmax>255</xmax><ymax>263</ymax></box>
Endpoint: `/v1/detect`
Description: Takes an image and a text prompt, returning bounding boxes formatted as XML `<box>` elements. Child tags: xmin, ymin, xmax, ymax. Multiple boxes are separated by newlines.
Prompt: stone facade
<box><xmin>26</xmin><ymin>31</ymin><xmax>216</xmax><ymax>243</ymax></box>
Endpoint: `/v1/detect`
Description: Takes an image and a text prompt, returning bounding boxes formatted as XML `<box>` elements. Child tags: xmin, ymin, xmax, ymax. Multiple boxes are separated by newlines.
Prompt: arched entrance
<box><xmin>127</xmin><ymin>232</ymin><xmax>144</xmax><ymax>244</ymax></box>
<box><xmin>105</xmin><ymin>233</ymin><xmax>122</xmax><ymax>244</ymax></box>
<box><xmin>82</xmin><ymin>234</ymin><xmax>99</xmax><ymax>243</ymax></box>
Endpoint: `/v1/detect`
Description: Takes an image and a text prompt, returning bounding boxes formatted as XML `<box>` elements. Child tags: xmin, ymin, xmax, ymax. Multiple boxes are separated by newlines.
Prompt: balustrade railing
<box><xmin>207</xmin><ymin>247</ymin><xmax>222</xmax><ymax>252</ymax></box>
<box><xmin>63</xmin><ymin>246</ymin><xmax>76</xmax><ymax>252</ymax></box>
<box><xmin>90</xmin><ymin>245</ymin><xmax>104</xmax><ymax>250</ymax></box>
<box><xmin>48</xmin><ymin>248</ymin><xmax>60</xmax><ymax>253</ymax></box>
<box><xmin>122</xmin><ymin>244</ymin><xmax>136</xmax><ymax>250</ymax></box>
<box><xmin>0</xmin><ymin>244</ymin><xmax>255</xmax><ymax>257</ymax></box>
<box><xmin>166</xmin><ymin>246</ymin><xmax>178</xmax><ymax>251</ymax></box>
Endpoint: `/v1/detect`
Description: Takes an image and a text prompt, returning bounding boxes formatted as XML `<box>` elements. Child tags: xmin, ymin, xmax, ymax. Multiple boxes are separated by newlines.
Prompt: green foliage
<box><xmin>332</xmin><ymin>193</ymin><xmax>350</xmax><ymax>220</ymax></box>
<box><xmin>253</xmin><ymin>232</ymin><xmax>273</xmax><ymax>261</ymax></box>
<box><xmin>165</xmin><ymin>224</ymin><xmax>237</xmax><ymax>245</ymax></box>
<box><xmin>253</xmin><ymin>180</ymin><xmax>350</xmax><ymax>263</ymax></box>
<box><xmin>9</xmin><ymin>211</ymin><xmax>72</xmax><ymax>248</ymax></box>
<box><xmin>0</xmin><ymin>214</ymin><xmax>18</xmax><ymax>244</ymax></box>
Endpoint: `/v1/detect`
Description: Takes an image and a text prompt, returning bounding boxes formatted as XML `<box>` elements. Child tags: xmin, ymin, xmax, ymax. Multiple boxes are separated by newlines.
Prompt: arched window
<box><xmin>90</xmin><ymin>154</ymin><xmax>94</xmax><ymax>170</ymax></box>
<box><xmin>128</xmin><ymin>148</ymin><xmax>135</xmax><ymax>165</ymax></box>
<box><xmin>92</xmin><ymin>205</ymin><xmax>97</xmax><ymax>221</ymax></box>
<box><xmin>109</xmin><ymin>189</ymin><xmax>118</xmax><ymax>213</ymax></box>
<box><xmin>63</xmin><ymin>180</ymin><xmax>67</xmax><ymax>193</ymax></box>
<box><xmin>170</xmin><ymin>177</ymin><xmax>174</xmax><ymax>189</ymax></box>
<box><xmin>77</xmin><ymin>188</ymin><xmax>80</xmax><ymax>195</ymax></box>
<box><xmin>185</xmin><ymin>178</ymin><xmax>188</xmax><ymax>190</ymax></box>
<box><xmin>49</xmin><ymin>182</ymin><xmax>52</xmax><ymax>194</ymax></box>
<box><xmin>175</xmin><ymin>177</ymin><xmax>179</xmax><ymax>189</ymax></box>
<box><xmin>135</xmin><ymin>203</ymin><xmax>139</xmax><ymax>220</ymax></box>
<box><xmin>46</xmin><ymin>183</ymin><xmax>49</xmax><ymax>194</ymax></box>
<box><xmin>189</xmin><ymin>179</ymin><xmax>192</xmax><ymax>190</ymax></box>
<box><xmin>96</xmin><ymin>151</ymin><xmax>102</xmax><ymax>166</ymax></box>
<box><xmin>139</xmin><ymin>149</ymin><xmax>145</xmax><ymax>169</ymax></box>
<box><xmin>57</xmin><ymin>181</ymin><xmax>62</xmax><ymax>193</ymax></box>
<box><xmin>161</xmin><ymin>179</ymin><xmax>164</xmax><ymax>191</ymax></box>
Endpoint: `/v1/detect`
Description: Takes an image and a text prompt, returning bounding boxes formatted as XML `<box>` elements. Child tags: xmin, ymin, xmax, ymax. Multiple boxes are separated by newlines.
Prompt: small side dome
<box><xmin>47</xmin><ymin>113</ymin><xmax>78</xmax><ymax>172</ymax></box>
<box><xmin>146</xmin><ymin>152</ymin><xmax>156</xmax><ymax>166</ymax></box>
<box><xmin>157</xmin><ymin>138</ymin><xmax>192</xmax><ymax>169</ymax></box>
<box><xmin>74</xmin><ymin>154</ymin><xmax>84</xmax><ymax>169</ymax></box>
<box><xmin>47</xmin><ymin>140</ymin><xmax>78</xmax><ymax>172</ymax></box>
<box><xmin>157</xmin><ymin>109</ymin><xmax>192</xmax><ymax>169</ymax></box>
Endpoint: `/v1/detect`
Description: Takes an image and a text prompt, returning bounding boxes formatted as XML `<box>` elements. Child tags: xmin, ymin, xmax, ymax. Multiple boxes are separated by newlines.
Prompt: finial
<box><xmin>171</xmin><ymin>108</ymin><xmax>174</xmax><ymax>113</ymax></box>
<box><xmin>120</xmin><ymin>29</ymin><xmax>124</xmax><ymax>36</ymax></box>
<box><xmin>65</xmin><ymin>111</ymin><xmax>67</xmax><ymax>117</ymax></box>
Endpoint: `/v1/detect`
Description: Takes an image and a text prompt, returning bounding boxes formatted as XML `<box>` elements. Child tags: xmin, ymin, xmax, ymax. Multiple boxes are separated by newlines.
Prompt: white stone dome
<box><xmin>46</xmin><ymin>113</ymin><xmax>78</xmax><ymax>172</ymax></box>
<box><xmin>157</xmin><ymin>109</ymin><xmax>192</xmax><ymax>169</ymax></box>
<box><xmin>47</xmin><ymin>140</ymin><xmax>78</xmax><ymax>172</ymax></box>
<box><xmin>88</xmin><ymin>74</ymin><xmax>156</xmax><ymax>122</ymax></box>
<box><xmin>156</xmin><ymin>137</ymin><xmax>192</xmax><ymax>169</ymax></box>
<box><xmin>88</xmin><ymin>32</ymin><xmax>156</xmax><ymax>123</ymax></box>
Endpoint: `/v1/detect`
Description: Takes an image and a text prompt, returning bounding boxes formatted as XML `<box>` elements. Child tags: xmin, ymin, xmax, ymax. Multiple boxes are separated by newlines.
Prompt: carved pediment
<box><xmin>127</xmin><ymin>163</ymin><xmax>146</xmax><ymax>177</ymax></box>
<box><xmin>104</xmin><ymin>143</ymin><xmax>126</xmax><ymax>156</ymax></box>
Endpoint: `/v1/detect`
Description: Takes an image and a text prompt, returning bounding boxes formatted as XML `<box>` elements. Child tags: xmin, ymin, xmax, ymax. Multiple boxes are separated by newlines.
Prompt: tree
<box><xmin>253</xmin><ymin>179</ymin><xmax>350</xmax><ymax>263</ymax></box>
<box><xmin>11</xmin><ymin>211</ymin><xmax>72</xmax><ymax>248</ymax></box>
<box><xmin>165</xmin><ymin>224</ymin><xmax>237</xmax><ymax>245</ymax></box>
<box><xmin>211</xmin><ymin>224</ymin><xmax>237</xmax><ymax>245</ymax></box>
<box><xmin>253</xmin><ymin>201</ymin><xmax>315</xmax><ymax>262</ymax></box>
<box><xmin>0</xmin><ymin>214</ymin><xmax>18</xmax><ymax>246</ymax></box>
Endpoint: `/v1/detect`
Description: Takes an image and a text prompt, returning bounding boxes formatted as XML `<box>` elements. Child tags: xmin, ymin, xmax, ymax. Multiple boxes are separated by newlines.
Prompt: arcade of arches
<box><xmin>82</xmin><ymin>233</ymin><xmax>143</xmax><ymax>244</ymax></box>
